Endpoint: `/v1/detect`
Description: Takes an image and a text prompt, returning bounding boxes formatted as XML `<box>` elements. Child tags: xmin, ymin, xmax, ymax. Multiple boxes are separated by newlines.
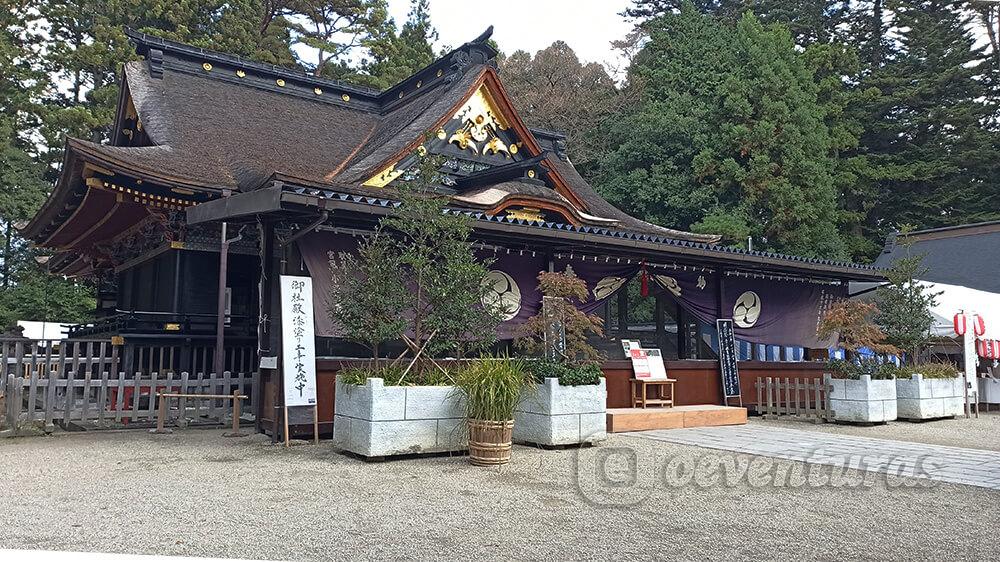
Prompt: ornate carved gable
<box><xmin>358</xmin><ymin>71</ymin><xmax>602</xmax><ymax>227</ymax></box>
<box><xmin>363</xmin><ymin>81</ymin><xmax>533</xmax><ymax>189</ymax></box>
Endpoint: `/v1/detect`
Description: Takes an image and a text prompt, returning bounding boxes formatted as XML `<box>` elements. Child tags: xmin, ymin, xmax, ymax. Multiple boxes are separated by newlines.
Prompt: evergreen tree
<box><xmin>499</xmin><ymin>41</ymin><xmax>623</xmax><ymax>176</ymax></box>
<box><xmin>285</xmin><ymin>0</ymin><xmax>393</xmax><ymax>79</ymax></box>
<box><xmin>624</xmin><ymin>0</ymin><xmax>851</xmax><ymax>46</ymax></box>
<box><xmin>360</xmin><ymin>0</ymin><xmax>438</xmax><ymax>89</ymax></box>
<box><xmin>860</xmin><ymin>1</ymin><xmax>1000</xmax><ymax>232</ymax></box>
<box><xmin>0</xmin><ymin>3</ymin><xmax>95</xmax><ymax>326</ymax></box>
<box><xmin>596</xmin><ymin>5</ymin><xmax>848</xmax><ymax>259</ymax></box>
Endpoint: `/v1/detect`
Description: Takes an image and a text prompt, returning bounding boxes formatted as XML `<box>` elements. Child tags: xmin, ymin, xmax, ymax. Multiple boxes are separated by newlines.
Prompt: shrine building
<box><xmin>21</xmin><ymin>28</ymin><xmax>886</xmax><ymax>435</ymax></box>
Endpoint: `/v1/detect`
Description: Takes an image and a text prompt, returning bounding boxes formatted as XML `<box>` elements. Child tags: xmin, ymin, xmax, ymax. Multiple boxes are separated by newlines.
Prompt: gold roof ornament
<box><xmin>236</xmin><ymin>69</ymin><xmax>246</xmax><ymax>78</ymax></box>
<box><xmin>506</xmin><ymin>207</ymin><xmax>544</xmax><ymax>222</ymax></box>
<box><xmin>276</xmin><ymin>78</ymin><xmax>285</xmax><ymax>87</ymax></box>
<box><xmin>362</xmin><ymin>163</ymin><xmax>404</xmax><ymax>188</ymax></box>
<box><xmin>314</xmin><ymin>87</ymin><xmax>323</xmax><ymax>95</ymax></box>
<box><xmin>202</xmin><ymin>62</ymin><xmax>212</xmax><ymax>71</ymax></box>
<box><xmin>446</xmin><ymin>85</ymin><xmax>513</xmax><ymax>159</ymax></box>
<box><xmin>342</xmin><ymin>94</ymin><xmax>351</xmax><ymax>102</ymax></box>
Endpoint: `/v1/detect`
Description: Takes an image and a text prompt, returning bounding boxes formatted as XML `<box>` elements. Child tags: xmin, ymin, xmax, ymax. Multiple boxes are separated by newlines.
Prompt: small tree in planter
<box><xmin>329</xmin><ymin>153</ymin><xmax>504</xmax><ymax>458</ymax></box>
<box><xmin>329</xmin><ymin>229</ymin><xmax>409</xmax><ymax>367</ymax></box>
<box><xmin>331</xmin><ymin>153</ymin><xmax>502</xmax><ymax>383</ymax></box>
<box><xmin>818</xmin><ymin>300</ymin><xmax>900</xmax><ymax>423</ymax></box>
<box><xmin>817</xmin><ymin>299</ymin><xmax>899</xmax><ymax>379</ymax></box>
<box><xmin>516</xmin><ymin>270</ymin><xmax>605</xmax><ymax>365</ymax></box>
<box><xmin>382</xmin><ymin>157</ymin><xmax>503</xmax><ymax>369</ymax></box>
<box><xmin>512</xmin><ymin>270</ymin><xmax>609</xmax><ymax>446</ymax></box>
<box><xmin>874</xmin><ymin>251</ymin><xmax>940</xmax><ymax>365</ymax></box>
<box><xmin>872</xmin><ymin>245</ymin><xmax>959</xmax><ymax>420</ymax></box>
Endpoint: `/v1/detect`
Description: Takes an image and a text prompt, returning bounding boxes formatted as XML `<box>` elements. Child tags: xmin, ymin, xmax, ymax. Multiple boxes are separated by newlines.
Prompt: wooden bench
<box><xmin>630</xmin><ymin>378</ymin><xmax>677</xmax><ymax>408</ymax></box>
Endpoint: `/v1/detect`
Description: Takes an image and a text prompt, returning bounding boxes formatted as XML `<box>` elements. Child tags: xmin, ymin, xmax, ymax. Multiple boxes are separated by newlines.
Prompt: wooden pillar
<box><xmin>256</xmin><ymin>218</ymin><xmax>277</xmax><ymax>436</ymax></box>
<box><xmin>655</xmin><ymin>293</ymin><xmax>665</xmax><ymax>351</ymax></box>
<box><xmin>616</xmin><ymin>282</ymin><xmax>628</xmax><ymax>335</ymax></box>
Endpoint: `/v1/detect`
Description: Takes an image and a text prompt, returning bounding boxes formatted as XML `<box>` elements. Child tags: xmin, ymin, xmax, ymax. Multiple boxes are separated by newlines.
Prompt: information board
<box><xmin>280</xmin><ymin>275</ymin><xmax>317</xmax><ymax>407</ymax></box>
<box><xmin>716</xmin><ymin>318</ymin><xmax>741</xmax><ymax>400</ymax></box>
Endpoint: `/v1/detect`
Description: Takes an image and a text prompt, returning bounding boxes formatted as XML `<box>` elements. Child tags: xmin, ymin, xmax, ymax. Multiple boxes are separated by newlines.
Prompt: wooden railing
<box><xmin>754</xmin><ymin>376</ymin><xmax>833</xmax><ymax>423</ymax></box>
<box><xmin>0</xmin><ymin>337</ymin><xmax>255</xmax><ymax>382</ymax></box>
<box><xmin>1</xmin><ymin>371</ymin><xmax>256</xmax><ymax>436</ymax></box>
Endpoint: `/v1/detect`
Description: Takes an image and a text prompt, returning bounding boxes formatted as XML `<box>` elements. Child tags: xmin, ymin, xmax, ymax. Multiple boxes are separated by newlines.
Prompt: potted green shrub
<box><xmin>513</xmin><ymin>270</ymin><xmax>608</xmax><ymax>446</ymax></box>
<box><xmin>454</xmin><ymin>356</ymin><xmax>531</xmax><ymax>466</ymax></box>
<box><xmin>871</xmin><ymin>248</ymin><xmax>959</xmax><ymax>420</ymax></box>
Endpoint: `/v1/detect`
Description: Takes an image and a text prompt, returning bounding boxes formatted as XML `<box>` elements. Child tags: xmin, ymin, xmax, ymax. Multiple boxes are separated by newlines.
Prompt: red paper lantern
<box><xmin>972</xmin><ymin>313</ymin><xmax>986</xmax><ymax>337</ymax></box>
<box><xmin>978</xmin><ymin>339</ymin><xmax>1000</xmax><ymax>359</ymax></box>
<box><xmin>954</xmin><ymin>312</ymin><xmax>967</xmax><ymax>336</ymax></box>
<box><xmin>955</xmin><ymin>312</ymin><xmax>987</xmax><ymax>337</ymax></box>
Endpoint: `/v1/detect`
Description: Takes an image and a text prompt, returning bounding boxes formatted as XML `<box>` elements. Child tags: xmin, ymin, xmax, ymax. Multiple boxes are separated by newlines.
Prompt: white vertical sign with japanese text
<box><xmin>280</xmin><ymin>275</ymin><xmax>317</xmax><ymax>407</ymax></box>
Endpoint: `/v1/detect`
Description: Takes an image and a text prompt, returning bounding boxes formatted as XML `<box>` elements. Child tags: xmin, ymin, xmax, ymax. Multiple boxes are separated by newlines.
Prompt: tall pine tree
<box><xmin>361</xmin><ymin>0</ymin><xmax>438</xmax><ymax>89</ymax></box>
<box><xmin>860</xmin><ymin>0</ymin><xmax>1000</xmax><ymax>232</ymax></box>
<box><xmin>596</xmin><ymin>5</ymin><xmax>848</xmax><ymax>259</ymax></box>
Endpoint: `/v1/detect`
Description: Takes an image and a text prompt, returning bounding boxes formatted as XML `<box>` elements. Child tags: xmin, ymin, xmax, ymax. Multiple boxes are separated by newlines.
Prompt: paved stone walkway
<box><xmin>626</xmin><ymin>424</ymin><xmax>1000</xmax><ymax>490</ymax></box>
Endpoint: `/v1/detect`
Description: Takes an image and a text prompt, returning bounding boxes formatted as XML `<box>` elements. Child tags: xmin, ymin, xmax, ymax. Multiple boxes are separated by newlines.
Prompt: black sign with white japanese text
<box><xmin>716</xmin><ymin>318</ymin><xmax>741</xmax><ymax>399</ymax></box>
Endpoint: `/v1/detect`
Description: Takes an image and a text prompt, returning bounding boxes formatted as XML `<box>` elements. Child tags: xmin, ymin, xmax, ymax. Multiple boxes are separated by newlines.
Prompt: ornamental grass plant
<box><xmin>454</xmin><ymin>355</ymin><xmax>531</xmax><ymax>422</ymax></box>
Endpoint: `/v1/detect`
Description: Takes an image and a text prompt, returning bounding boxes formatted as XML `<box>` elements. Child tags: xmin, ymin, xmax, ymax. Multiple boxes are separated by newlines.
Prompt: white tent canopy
<box><xmin>921</xmin><ymin>281</ymin><xmax>1000</xmax><ymax>340</ymax></box>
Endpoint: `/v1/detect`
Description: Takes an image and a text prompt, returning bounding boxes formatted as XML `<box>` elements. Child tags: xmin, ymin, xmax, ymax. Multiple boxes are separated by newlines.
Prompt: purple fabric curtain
<box><xmin>298</xmin><ymin>232</ymin><xmax>361</xmax><ymax>337</ymax></box>
<box><xmin>649</xmin><ymin>268</ymin><xmax>844</xmax><ymax>348</ymax></box>
<box><xmin>297</xmin><ymin>231</ymin><xmax>843</xmax><ymax>348</ymax></box>
<box><xmin>551</xmin><ymin>256</ymin><xmax>640</xmax><ymax>314</ymax></box>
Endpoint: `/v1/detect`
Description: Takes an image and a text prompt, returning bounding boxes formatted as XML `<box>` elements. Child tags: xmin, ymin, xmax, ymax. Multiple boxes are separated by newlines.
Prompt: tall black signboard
<box><xmin>716</xmin><ymin>319</ymin><xmax>743</xmax><ymax>406</ymax></box>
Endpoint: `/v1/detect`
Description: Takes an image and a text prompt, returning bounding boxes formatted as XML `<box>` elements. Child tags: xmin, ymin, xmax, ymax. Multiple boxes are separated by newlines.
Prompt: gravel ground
<box><xmin>1</xmin><ymin>428</ymin><xmax>998</xmax><ymax>561</ymax></box>
<box><xmin>749</xmin><ymin>410</ymin><xmax>1000</xmax><ymax>451</ymax></box>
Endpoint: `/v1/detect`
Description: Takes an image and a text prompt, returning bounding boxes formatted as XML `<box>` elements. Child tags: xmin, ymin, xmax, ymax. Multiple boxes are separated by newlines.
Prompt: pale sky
<box><xmin>386</xmin><ymin>0</ymin><xmax>635</xmax><ymax>71</ymax></box>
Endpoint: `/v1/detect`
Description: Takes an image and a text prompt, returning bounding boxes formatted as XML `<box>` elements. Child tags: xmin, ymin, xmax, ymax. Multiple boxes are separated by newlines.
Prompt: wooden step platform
<box><xmin>606</xmin><ymin>405</ymin><xmax>747</xmax><ymax>433</ymax></box>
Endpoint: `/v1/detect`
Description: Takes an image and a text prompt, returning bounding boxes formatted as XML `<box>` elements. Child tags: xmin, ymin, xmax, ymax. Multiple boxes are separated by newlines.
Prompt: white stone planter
<box><xmin>513</xmin><ymin>377</ymin><xmax>607</xmax><ymax>446</ymax></box>
<box><xmin>896</xmin><ymin>374</ymin><xmax>964</xmax><ymax>420</ymax></box>
<box><xmin>333</xmin><ymin>376</ymin><xmax>466</xmax><ymax>458</ymax></box>
<box><xmin>827</xmin><ymin>374</ymin><xmax>897</xmax><ymax>423</ymax></box>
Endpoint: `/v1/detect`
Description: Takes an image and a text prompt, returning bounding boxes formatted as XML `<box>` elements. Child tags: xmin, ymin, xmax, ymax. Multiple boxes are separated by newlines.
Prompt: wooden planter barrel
<box><xmin>467</xmin><ymin>419</ymin><xmax>514</xmax><ymax>466</ymax></box>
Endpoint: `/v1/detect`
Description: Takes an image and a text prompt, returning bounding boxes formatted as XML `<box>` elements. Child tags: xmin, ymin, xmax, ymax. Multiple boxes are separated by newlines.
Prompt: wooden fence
<box><xmin>755</xmin><ymin>376</ymin><xmax>833</xmax><ymax>423</ymax></box>
<box><xmin>1</xmin><ymin>370</ymin><xmax>256</xmax><ymax>435</ymax></box>
<box><xmin>0</xmin><ymin>339</ymin><xmax>120</xmax><ymax>379</ymax></box>
<box><xmin>0</xmin><ymin>338</ymin><xmax>257</xmax><ymax>383</ymax></box>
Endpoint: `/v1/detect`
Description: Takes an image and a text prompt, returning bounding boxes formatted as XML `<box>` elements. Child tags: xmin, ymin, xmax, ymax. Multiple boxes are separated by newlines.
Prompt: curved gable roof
<box><xmin>26</xmin><ymin>26</ymin><xmax>722</xmax><ymax>249</ymax></box>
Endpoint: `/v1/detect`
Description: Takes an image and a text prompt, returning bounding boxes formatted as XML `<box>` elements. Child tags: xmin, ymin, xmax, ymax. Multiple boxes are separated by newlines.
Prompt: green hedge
<box><xmin>527</xmin><ymin>359</ymin><xmax>602</xmax><ymax>386</ymax></box>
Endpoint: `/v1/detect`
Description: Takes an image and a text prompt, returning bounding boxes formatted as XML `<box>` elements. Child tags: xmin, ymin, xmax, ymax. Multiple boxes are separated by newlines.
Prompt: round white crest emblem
<box><xmin>482</xmin><ymin>270</ymin><xmax>521</xmax><ymax>321</ymax></box>
<box><xmin>732</xmin><ymin>291</ymin><xmax>761</xmax><ymax>328</ymax></box>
